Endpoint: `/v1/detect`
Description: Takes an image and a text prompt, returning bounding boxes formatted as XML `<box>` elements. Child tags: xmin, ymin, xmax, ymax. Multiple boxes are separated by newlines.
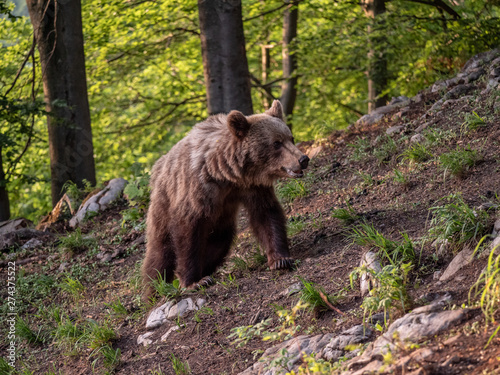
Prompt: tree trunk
<box><xmin>27</xmin><ymin>0</ymin><xmax>96</xmax><ymax>206</ymax></box>
<box><xmin>363</xmin><ymin>0</ymin><xmax>388</xmax><ymax>113</ymax></box>
<box><xmin>281</xmin><ymin>0</ymin><xmax>299</xmax><ymax>127</ymax></box>
<box><xmin>0</xmin><ymin>147</ymin><xmax>10</xmax><ymax>221</ymax></box>
<box><xmin>198</xmin><ymin>0</ymin><xmax>253</xmax><ymax>115</ymax></box>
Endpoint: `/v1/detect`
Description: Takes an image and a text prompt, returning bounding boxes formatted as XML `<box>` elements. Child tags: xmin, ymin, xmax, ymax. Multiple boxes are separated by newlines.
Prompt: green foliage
<box><xmin>373</xmin><ymin>135</ymin><xmax>397</xmax><ymax>164</ymax></box>
<box><xmin>121</xmin><ymin>163</ymin><xmax>151</xmax><ymax>226</ymax></box>
<box><xmin>392</xmin><ymin>169</ymin><xmax>408</xmax><ymax>184</ymax></box>
<box><xmin>439</xmin><ymin>146</ymin><xmax>478</xmax><ymax>178</ymax></box>
<box><xmin>462</xmin><ymin>111</ymin><xmax>486</xmax><ymax>132</ymax></box>
<box><xmin>350</xmin><ymin>263</ymin><xmax>412</xmax><ymax>320</ymax></box>
<box><xmin>331</xmin><ymin>203</ymin><xmax>359</xmax><ymax>226</ymax></box>
<box><xmin>84</xmin><ymin>319</ymin><xmax>117</xmax><ymax>351</ymax></box>
<box><xmin>16</xmin><ymin>317</ymin><xmax>44</xmax><ymax>344</ymax></box>
<box><xmin>151</xmin><ymin>277</ymin><xmax>185</xmax><ymax>301</ymax></box>
<box><xmin>170</xmin><ymin>354</ymin><xmax>191</xmax><ymax>375</ymax></box>
<box><xmin>105</xmin><ymin>298</ymin><xmax>128</xmax><ymax>319</ymax></box>
<box><xmin>14</xmin><ymin>271</ymin><xmax>56</xmax><ymax>315</ymax></box>
<box><xmin>277</xmin><ymin>179</ymin><xmax>309</xmax><ymax>203</ymax></box>
<box><xmin>298</xmin><ymin>277</ymin><xmax>330</xmax><ymax>312</ymax></box>
<box><xmin>90</xmin><ymin>345</ymin><xmax>121</xmax><ymax>372</ymax></box>
<box><xmin>402</xmin><ymin>143</ymin><xmax>433</xmax><ymax>163</ymax></box>
<box><xmin>349</xmin><ymin>222</ymin><xmax>416</xmax><ymax>265</ymax></box>
<box><xmin>348</xmin><ymin>137</ymin><xmax>371</xmax><ymax>162</ymax></box>
<box><xmin>429</xmin><ymin>193</ymin><xmax>490</xmax><ymax>244</ymax></box>
<box><xmin>287</xmin><ymin>215</ymin><xmax>307</xmax><ymax>237</ymax></box>
<box><xmin>0</xmin><ymin>357</ymin><xmax>14</xmax><ymax>375</ymax></box>
<box><xmin>59</xmin><ymin>276</ymin><xmax>85</xmax><ymax>301</ymax></box>
<box><xmin>58</xmin><ymin>228</ymin><xmax>97</xmax><ymax>256</ymax></box>
<box><xmin>228</xmin><ymin>318</ymin><xmax>272</xmax><ymax>348</ymax></box>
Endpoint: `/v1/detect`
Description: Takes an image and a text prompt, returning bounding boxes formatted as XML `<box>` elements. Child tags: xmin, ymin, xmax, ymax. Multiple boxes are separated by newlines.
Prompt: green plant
<box><xmin>59</xmin><ymin>276</ymin><xmax>85</xmax><ymax>301</ymax></box>
<box><xmin>58</xmin><ymin>228</ymin><xmax>97</xmax><ymax>256</ymax></box>
<box><xmin>105</xmin><ymin>298</ymin><xmax>128</xmax><ymax>319</ymax></box>
<box><xmin>16</xmin><ymin>317</ymin><xmax>44</xmax><ymax>344</ymax></box>
<box><xmin>439</xmin><ymin>146</ymin><xmax>478</xmax><ymax>178</ymax></box>
<box><xmin>53</xmin><ymin>316</ymin><xmax>85</xmax><ymax>350</ymax></box>
<box><xmin>151</xmin><ymin>277</ymin><xmax>185</xmax><ymax>300</ymax></box>
<box><xmin>348</xmin><ymin>222</ymin><xmax>416</xmax><ymax>265</ymax></box>
<box><xmin>401</xmin><ymin>143</ymin><xmax>433</xmax><ymax>163</ymax></box>
<box><xmin>230</xmin><ymin>256</ymin><xmax>249</xmax><ymax>272</ymax></box>
<box><xmin>228</xmin><ymin>318</ymin><xmax>272</xmax><ymax>347</ymax></box>
<box><xmin>347</xmin><ymin>137</ymin><xmax>370</xmax><ymax>161</ymax></box>
<box><xmin>298</xmin><ymin>277</ymin><xmax>331</xmax><ymax>312</ymax></box>
<box><xmin>121</xmin><ymin>162</ymin><xmax>151</xmax><ymax>225</ymax></box>
<box><xmin>0</xmin><ymin>357</ymin><xmax>14</xmax><ymax>375</ymax></box>
<box><xmin>90</xmin><ymin>344</ymin><xmax>121</xmax><ymax>371</ymax></box>
<box><xmin>429</xmin><ymin>193</ymin><xmax>490</xmax><ymax>244</ymax></box>
<box><xmin>469</xmin><ymin>238</ymin><xmax>500</xmax><ymax>347</ymax></box>
<box><xmin>355</xmin><ymin>170</ymin><xmax>374</xmax><ymax>186</ymax></box>
<box><xmin>193</xmin><ymin>307</ymin><xmax>214</xmax><ymax>323</ymax></box>
<box><xmin>249</xmin><ymin>247</ymin><xmax>267</xmax><ymax>267</ymax></box>
<box><xmin>170</xmin><ymin>354</ymin><xmax>191</xmax><ymax>375</ymax></box>
<box><xmin>392</xmin><ymin>169</ymin><xmax>408</xmax><ymax>184</ymax></box>
<box><xmin>276</xmin><ymin>179</ymin><xmax>309</xmax><ymax>203</ymax></box>
<box><xmin>332</xmin><ymin>203</ymin><xmax>359</xmax><ymax>226</ymax></box>
<box><xmin>350</xmin><ymin>263</ymin><xmax>412</xmax><ymax>322</ymax></box>
<box><xmin>373</xmin><ymin>135</ymin><xmax>397</xmax><ymax>164</ymax></box>
<box><xmin>462</xmin><ymin>111</ymin><xmax>486</xmax><ymax>132</ymax></box>
<box><xmin>287</xmin><ymin>215</ymin><xmax>306</xmax><ymax>236</ymax></box>
<box><xmin>62</xmin><ymin>179</ymin><xmax>98</xmax><ymax>206</ymax></box>
<box><xmin>84</xmin><ymin>319</ymin><xmax>117</xmax><ymax>351</ymax></box>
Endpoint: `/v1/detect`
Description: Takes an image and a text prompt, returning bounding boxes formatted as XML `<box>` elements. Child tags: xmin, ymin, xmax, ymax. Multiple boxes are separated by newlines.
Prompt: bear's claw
<box><xmin>187</xmin><ymin>276</ymin><xmax>214</xmax><ymax>290</ymax></box>
<box><xmin>270</xmin><ymin>257</ymin><xmax>294</xmax><ymax>270</ymax></box>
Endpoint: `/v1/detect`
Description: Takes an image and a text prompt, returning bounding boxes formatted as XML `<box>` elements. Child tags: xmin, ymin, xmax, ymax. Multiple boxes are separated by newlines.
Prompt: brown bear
<box><xmin>142</xmin><ymin>100</ymin><xmax>309</xmax><ymax>298</ymax></box>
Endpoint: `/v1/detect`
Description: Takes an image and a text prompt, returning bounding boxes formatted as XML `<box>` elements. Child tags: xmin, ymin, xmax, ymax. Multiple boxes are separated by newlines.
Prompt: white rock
<box><xmin>439</xmin><ymin>246</ymin><xmax>475</xmax><ymax>282</ymax></box>
<box><xmin>359</xmin><ymin>251</ymin><xmax>382</xmax><ymax>297</ymax></box>
<box><xmin>146</xmin><ymin>301</ymin><xmax>174</xmax><ymax>330</ymax></box>
<box><xmin>279</xmin><ymin>282</ymin><xmax>303</xmax><ymax>297</ymax></box>
<box><xmin>410</xmin><ymin>134</ymin><xmax>426</xmax><ymax>144</ymax></box>
<box><xmin>160</xmin><ymin>326</ymin><xmax>179</xmax><ymax>342</ymax></box>
<box><xmin>167</xmin><ymin>298</ymin><xmax>197</xmax><ymax>319</ymax></box>
<box><xmin>492</xmin><ymin>217</ymin><xmax>500</xmax><ymax>238</ymax></box>
<box><xmin>196</xmin><ymin>298</ymin><xmax>206</xmax><ymax>309</ymax></box>
<box><xmin>137</xmin><ymin>331</ymin><xmax>154</xmax><ymax>346</ymax></box>
<box><xmin>21</xmin><ymin>238</ymin><xmax>43</xmax><ymax>250</ymax></box>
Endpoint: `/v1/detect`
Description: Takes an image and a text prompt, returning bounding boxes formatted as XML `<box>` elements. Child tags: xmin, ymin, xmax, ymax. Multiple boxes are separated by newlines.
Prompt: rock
<box><xmin>490</xmin><ymin>67</ymin><xmax>500</xmax><ymax>78</ymax></box>
<box><xmin>196</xmin><ymin>298</ymin><xmax>206</xmax><ymax>309</ymax></box>
<box><xmin>0</xmin><ymin>218</ymin><xmax>33</xmax><ymax>235</ymax></box>
<box><xmin>444</xmin><ymin>84</ymin><xmax>475</xmax><ymax>100</ymax></box>
<box><xmin>410</xmin><ymin>134</ymin><xmax>426</xmax><ymax>144</ymax></box>
<box><xmin>439</xmin><ymin>246</ymin><xmax>475</xmax><ymax>282</ymax></box>
<box><xmin>356</xmin><ymin>104</ymin><xmax>401</xmax><ymax>126</ymax></box>
<box><xmin>166</xmin><ymin>297</ymin><xmax>202</xmax><ymax>319</ymax></box>
<box><xmin>433</xmin><ymin>270</ymin><xmax>442</xmax><ymax>280</ymax></box>
<box><xmin>430</xmin><ymin>98</ymin><xmax>444</xmax><ymax>111</ymax></box>
<box><xmin>321</xmin><ymin>325</ymin><xmax>372</xmax><ymax>361</ymax></box>
<box><xmin>359</xmin><ymin>251</ymin><xmax>382</xmax><ymax>297</ymax></box>
<box><xmin>58</xmin><ymin>262</ymin><xmax>68</xmax><ymax>272</ymax></box>
<box><xmin>146</xmin><ymin>301</ymin><xmax>174</xmax><ymax>330</ymax></box>
<box><xmin>239</xmin><ymin>333</ymin><xmax>335</xmax><ymax>375</ymax></box>
<box><xmin>386</xmin><ymin>125</ymin><xmax>404</xmax><ymax>135</ymax></box>
<box><xmin>20</xmin><ymin>238</ymin><xmax>43</xmax><ymax>250</ymax></box>
<box><xmin>0</xmin><ymin>227</ymin><xmax>54</xmax><ymax>252</ymax></box>
<box><xmin>490</xmin><ymin>236</ymin><xmax>500</xmax><ymax>252</ymax></box>
<box><xmin>279</xmin><ymin>282</ymin><xmax>303</xmax><ymax>297</ymax></box>
<box><xmin>465</xmin><ymin>68</ymin><xmax>485</xmax><ymax>83</ymax></box>
<box><xmin>492</xmin><ymin>217</ymin><xmax>500</xmax><ymax>237</ymax></box>
<box><xmin>432</xmin><ymin>239</ymin><xmax>449</xmax><ymax>258</ymax></box>
<box><xmin>131</xmin><ymin>235</ymin><xmax>146</xmax><ymax>246</ymax></box>
<box><xmin>389</xmin><ymin>96</ymin><xmax>410</xmax><ymax>105</ymax></box>
<box><xmin>365</xmin><ymin>312</ymin><xmax>389</xmax><ymax>326</ymax></box>
<box><xmin>69</xmin><ymin>178</ymin><xmax>128</xmax><ymax>228</ymax></box>
<box><xmin>137</xmin><ymin>331</ymin><xmax>154</xmax><ymax>346</ymax></box>
<box><xmin>160</xmin><ymin>325</ymin><xmax>179</xmax><ymax>342</ymax></box>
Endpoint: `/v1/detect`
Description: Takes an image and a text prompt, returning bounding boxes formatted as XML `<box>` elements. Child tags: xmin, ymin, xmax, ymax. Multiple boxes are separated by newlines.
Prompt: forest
<box><xmin>1</xmin><ymin>0</ymin><xmax>499</xmax><ymax>221</ymax></box>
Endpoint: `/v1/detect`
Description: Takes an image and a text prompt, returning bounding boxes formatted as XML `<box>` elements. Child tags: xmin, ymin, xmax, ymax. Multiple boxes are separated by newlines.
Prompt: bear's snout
<box><xmin>299</xmin><ymin>155</ymin><xmax>309</xmax><ymax>170</ymax></box>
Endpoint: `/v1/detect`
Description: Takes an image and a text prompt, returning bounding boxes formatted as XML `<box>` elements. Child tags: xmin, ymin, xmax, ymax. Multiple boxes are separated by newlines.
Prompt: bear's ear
<box><xmin>227</xmin><ymin>110</ymin><xmax>250</xmax><ymax>139</ymax></box>
<box><xmin>265</xmin><ymin>100</ymin><xmax>284</xmax><ymax>120</ymax></box>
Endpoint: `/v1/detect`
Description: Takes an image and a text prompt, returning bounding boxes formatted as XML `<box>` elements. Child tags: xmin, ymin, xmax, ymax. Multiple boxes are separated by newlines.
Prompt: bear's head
<box><xmin>227</xmin><ymin>100</ymin><xmax>309</xmax><ymax>185</ymax></box>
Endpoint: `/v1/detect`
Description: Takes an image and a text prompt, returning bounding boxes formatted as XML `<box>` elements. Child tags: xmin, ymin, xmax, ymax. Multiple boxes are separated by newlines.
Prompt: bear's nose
<box><xmin>299</xmin><ymin>155</ymin><xmax>309</xmax><ymax>169</ymax></box>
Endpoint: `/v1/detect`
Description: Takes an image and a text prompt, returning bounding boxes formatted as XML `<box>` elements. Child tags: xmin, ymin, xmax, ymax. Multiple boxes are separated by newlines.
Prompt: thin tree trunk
<box><xmin>281</xmin><ymin>0</ymin><xmax>299</xmax><ymax>128</ymax></box>
<box><xmin>363</xmin><ymin>0</ymin><xmax>388</xmax><ymax>113</ymax></box>
<box><xmin>0</xmin><ymin>147</ymin><xmax>10</xmax><ymax>221</ymax></box>
<box><xmin>27</xmin><ymin>0</ymin><xmax>96</xmax><ymax>206</ymax></box>
<box><xmin>198</xmin><ymin>0</ymin><xmax>253</xmax><ymax>115</ymax></box>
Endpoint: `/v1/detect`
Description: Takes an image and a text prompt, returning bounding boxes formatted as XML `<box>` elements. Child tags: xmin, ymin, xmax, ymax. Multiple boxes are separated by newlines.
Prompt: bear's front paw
<box><xmin>186</xmin><ymin>276</ymin><xmax>214</xmax><ymax>290</ymax></box>
<box><xmin>270</xmin><ymin>257</ymin><xmax>294</xmax><ymax>270</ymax></box>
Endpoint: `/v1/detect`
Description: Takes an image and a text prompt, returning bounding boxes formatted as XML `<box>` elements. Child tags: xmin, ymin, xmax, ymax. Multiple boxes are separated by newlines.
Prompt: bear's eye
<box><xmin>273</xmin><ymin>141</ymin><xmax>283</xmax><ymax>150</ymax></box>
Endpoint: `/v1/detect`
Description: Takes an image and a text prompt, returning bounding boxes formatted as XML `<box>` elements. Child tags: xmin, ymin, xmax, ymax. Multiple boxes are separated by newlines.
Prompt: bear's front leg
<box><xmin>243</xmin><ymin>187</ymin><xmax>294</xmax><ymax>270</ymax></box>
<box><xmin>172</xmin><ymin>218</ymin><xmax>211</xmax><ymax>289</ymax></box>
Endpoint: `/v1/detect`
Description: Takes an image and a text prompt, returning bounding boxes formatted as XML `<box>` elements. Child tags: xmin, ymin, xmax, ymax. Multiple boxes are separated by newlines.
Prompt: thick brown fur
<box><xmin>142</xmin><ymin>100</ymin><xmax>309</xmax><ymax>299</ymax></box>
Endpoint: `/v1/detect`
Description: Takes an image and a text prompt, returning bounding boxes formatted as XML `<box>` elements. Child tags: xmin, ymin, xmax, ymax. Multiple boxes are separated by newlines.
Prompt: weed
<box><xmin>287</xmin><ymin>215</ymin><xmax>306</xmax><ymax>236</ymax></box>
<box><xmin>348</xmin><ymin>222</ymin><xmax>416</xmax><ymax>265</ymax></box>
<box><xmin>350</xmin><ymin>263</ymin><xmax>412</xmax><ymax>322</ymax></box>
<box><xmin>16</xmin><ymin>317</ymin><xmax>44</xmax><ymax>344</ymax></box>
<box><xmin>121</xmin><ymin>162</ymin><xmax>150</xmax><ymax>226</ymax></box>
<box><xmin>429</xmin><ymin>193</ymin><xmax>490</xmax><ymax>244</ymax></box>
<box><xmin>347</xmin><ymin>137</ymin><xmax>370</xmax><ymax>161</ymax></box>
<box><xmin>90</xmin><ymin>344</ymin><xmax>121</xmax><ymax>371</ymax></box>
<box><xmin>193</xmin><ymin>307</ymin><xmax>214</xmax><ymax>323</ymax></box>
<box><xmin>0</xmin><ymin>358</ymin><xmax>14</xmax><ymax>375</ymax></box>
<box><xmin>53</xmin><ymin>316</ymin><xmax>84</xmax><ymax>349</ymax></box>
<box><xmin>392</xmin><ymin>169</ymin><xmax>408</xmax><ymax>184</ymax></box>
<box><xmin>59</xmin><ymin>276</ymin><xmax>85</xmax><ymax>301</ymax></box>
<box><xmin>249</xmin><ymin>247</ymin><xmax>267</xmax><ymax>267</ymax></box>
<box><xmin>58</xmin><ymin>228</ymin><xmax>97</xmax><ymax>256</ymax></box>
<box><xmin>355</xmin><ymin>170</ymin><xmax>374</xmax><ymax>186</ymax></box>
<box><xmin>469</xmin><ymin>238</ymin><xmax>500</xmax><ymax>347</ymax></box>
<box><xmin>105</xmin><ymin>298</ymin><xmax>128</xmax><ymax>319</ymax></box>
<box><xmin>149</xmin><ymin>366</ymin><xmax>166</xmax><ymax>375</ymax></box>
<box><xmin>462</xmin><ymin>111</ymin><xmax>486</xmax><ymax>132</ymax></box>
<box><xmin>298</xmin><ymin>277</ymin><xmax>331</xmax><ymax>312</ymax></box>
<box><xmin>439</xmin><ymin>146</ymin><xmax>478</xmax><ymax>178</ymax></box>
<box><xmin>230</xmin><ymin>256</ymin><xmax>249</xmax><ymax>272</ymax></box>
<box><xmin>151</xmin><ymin>276</ymin><xmax>185</xmax><ymax>301</ymax></box>
<box><xmin>14</xmin><ymin>272</ymin><xmax>56</xmax><ymax>315</ymax></box>
<box><xmin>84</xmin><ymin>319</ymin><xmax>117</xmax><ymax>351</ymax></box>
<box><xmin>228</xmin><ymin>318</ymin><xmax>272</xmax><ymax>347</ymax></box>
<box><xmin>170</xmin><ymin>354</ymin><xmax>191</xmax><ymax>375</ymax></box>
<box><xmin>401</xmin><ymin>143</ymin><xmax>433</xmax><ymax>163</ymax></box>
<box><xmin>373</xmin><ymin>135</ymin><xmax>397</xmax><ymax>164</ymax></box>
<box><xmin>62</xmin><ymin>179</ymin><xmax>98</xmax><ymax>206</ymax></box>
<box><xmin>276</xmin><ymin>179</ymin><xmax>309</xmax><ymax>203</ymax></box>
<box><xmin>332</xmin><ymin>203</ymin><xmax>359</xmax><ymax>226</ymax></box>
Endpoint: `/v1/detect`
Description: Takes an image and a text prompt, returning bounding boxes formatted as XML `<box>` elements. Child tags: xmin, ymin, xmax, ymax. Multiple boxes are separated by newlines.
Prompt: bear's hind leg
<box><xmin>202</xmin><ymin>223</ymin><xmax>236</xmax><ymax>278</ymax></box>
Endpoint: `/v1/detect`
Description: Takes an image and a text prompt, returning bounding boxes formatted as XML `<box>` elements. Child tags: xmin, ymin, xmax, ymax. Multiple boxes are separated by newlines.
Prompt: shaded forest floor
<box><xmin>1</xmin><ymin>57</ymin><xmax>500</xmax><ymax>374</ymax></box>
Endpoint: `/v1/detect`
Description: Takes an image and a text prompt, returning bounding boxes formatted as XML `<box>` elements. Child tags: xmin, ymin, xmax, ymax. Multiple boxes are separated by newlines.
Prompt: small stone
<box><xmin>137</xmin><ymin>332</ymin><xmax>154</xmax><ymax>346</ymax></box>
<box><xmin>439</xmin><ymin>246</ymin><xmax>475</xmax><ymax>282</ymax></box>
<box><xmin>58</xmin><ymin>262</ymin><xmax>68</xmax><ymax>272</ymax></box>
<box><xmin>360</xmin><ymin>251</ymin><xmax>382</xmax><ymax>296</ymax></box>
<box><xmin>21</xmin><ymin>238</ymin><xmax>43</xmax><ymax>250</ymax></box>
<box><xmin>160</xmin><ymin>326</ymin><xmax>179</xmax><ymax>342</ymax></box>
<box><xmin>365</xmin><ymin>312</ymin><xmax>389</xmax><ymax>326</ymax></box>
<box><xmin>410</xmin><ymin>134</ymin><xmax>426</xmax><ymax>144</ymax></box>
<box><xmin>492</xmin><ymin>217</ymin><xmax>500</xmax><ymax>238</ymax></box>
<box><xmin>146</xmin><ymin>301</ymin><xmax>173</xmax><ymax>330</ymax></box>
<box><xmin>386</xmin><ymin>125</ymin><xmax>404</xmax><ymax>135</ymax></box>
<box><xmin>443</xmin><ymin>334</ymin><xmax>461</xmax><ymax>345</ymax></box>
<box><xmin>167</xmin><ymin>298</ymin><xmax>197</xmax><ymax>319</ymax></box>
<box><xmin>433</xmin><ymin>270</ymin><xmax>442</xmax><ymax>280</ymax></box>
<box><xmin>196</xmin><ymin>298</ymin><xmax>206</xmax><ymax>309</ymax></box>
<box><xmin>279</xmin><ymin>282</ymin><xmax>303</xmax><ymax>297</ymax></box>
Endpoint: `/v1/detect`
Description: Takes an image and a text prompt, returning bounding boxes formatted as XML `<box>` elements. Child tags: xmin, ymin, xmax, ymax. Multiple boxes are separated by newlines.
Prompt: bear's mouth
<box><xmin>284</xmin><ymin>167</ymin><xmax>304</xmax><ymax>178</ymax></box>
